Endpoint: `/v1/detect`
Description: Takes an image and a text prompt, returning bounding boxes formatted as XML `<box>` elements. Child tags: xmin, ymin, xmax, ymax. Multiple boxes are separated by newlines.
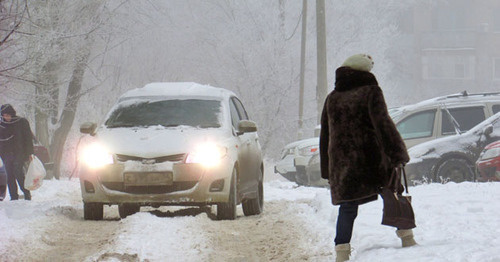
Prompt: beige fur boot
<box><xmin>335</xmin><ymin>243</ymin><xmax>351</xmax><ymax>262</ymax></box>
<box><xmin>396</xmin><ymin>229</ymin><xmax>417</xmax><ymax>247</ymax></box>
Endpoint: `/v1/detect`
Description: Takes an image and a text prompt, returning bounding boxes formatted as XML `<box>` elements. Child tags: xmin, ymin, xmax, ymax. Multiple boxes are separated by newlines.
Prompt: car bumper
<box><xmin>476</xmin><ymin>158</ymin><xmax>500</xmax><ymax>181</ymax></box>
<box><xmin>275</xmin><ymin>155</ymin><xmax>296</xmax><ymax>174</ymax></box>
<box><xmin>79</xmin><ymin>159</ymin><xmax>233</xmax><ymax>205</ymax></box>
<box><xmin>405</xmin><ymin>158</ymin><xmax>438</xmax><ymax>182</ymax></box>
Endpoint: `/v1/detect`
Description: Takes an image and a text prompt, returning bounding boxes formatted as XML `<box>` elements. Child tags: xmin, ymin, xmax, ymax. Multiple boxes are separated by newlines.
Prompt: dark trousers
<box><xmin>3</xmin><ymin>156</ymin><xmax>31</xmax><ymax>200</ymax></box>
<box><xmin>335</xmin><ymin>202</ymin><xmax>359</xmax><ymax>245</ymax></box>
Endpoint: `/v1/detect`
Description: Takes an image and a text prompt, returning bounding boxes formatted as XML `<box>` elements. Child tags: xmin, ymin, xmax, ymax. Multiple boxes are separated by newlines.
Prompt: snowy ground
<box><xmin>1</xmin><ymin>162</ymin><xmax>500</xmax><ymax>262</ymax></box>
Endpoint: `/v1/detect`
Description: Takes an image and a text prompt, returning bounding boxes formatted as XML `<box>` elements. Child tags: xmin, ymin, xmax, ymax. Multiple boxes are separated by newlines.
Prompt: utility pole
<box><xmin>298</xmin><ymin>0</ymin><xmax>307</xmax><ymax>140</ymax></box>
<box><xmin>316</xmin><ymin>0</ymin><xmax>328</xmax><ymax>125</ymax></box>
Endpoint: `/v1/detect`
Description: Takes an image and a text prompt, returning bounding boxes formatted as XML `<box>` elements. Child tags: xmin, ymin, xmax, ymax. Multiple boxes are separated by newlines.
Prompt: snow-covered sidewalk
<box><xmin>1</xmin><ymin>174</ymin><xmax>499</xmax><ymax>261</ymax></box>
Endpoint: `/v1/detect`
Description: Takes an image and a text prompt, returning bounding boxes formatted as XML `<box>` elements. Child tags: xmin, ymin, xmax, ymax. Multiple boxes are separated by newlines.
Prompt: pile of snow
<box><xmin>1</xmin><ymin>173</ymin><xmax>499</xmax><ymax>261</ymax></box>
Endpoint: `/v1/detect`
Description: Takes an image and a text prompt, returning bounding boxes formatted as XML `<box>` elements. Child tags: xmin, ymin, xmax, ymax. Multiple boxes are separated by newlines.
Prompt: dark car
<box><xmin>33</xmin><ymin>139</ymin><xmax>53</xmax><ymax>173</ymax></box>
<box><xmin>475</xmin><ymin>140</ymin><xmax>500</xmax><ymax>182</ymax></box>
<box><xmin>405</xmin><ymin>112</ymin><xmax>500</xmax><ymax>183</ymax></box>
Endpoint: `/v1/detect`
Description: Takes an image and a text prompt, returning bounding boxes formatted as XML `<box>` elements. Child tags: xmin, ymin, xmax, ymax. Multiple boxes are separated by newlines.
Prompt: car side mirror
<box><xmin>237</xmin><ymin>120</ymin><xmax>257</xmax><ymax>135</ymax></box>
<box><xmin>483</xmin><ymin>125</ymin><xmax>493</xmax><ymax>137</ymax></box>
<box><xmin>80</xmin><ymin>122</ymin><xmax>97</xmax><ymax>136</ymax></box>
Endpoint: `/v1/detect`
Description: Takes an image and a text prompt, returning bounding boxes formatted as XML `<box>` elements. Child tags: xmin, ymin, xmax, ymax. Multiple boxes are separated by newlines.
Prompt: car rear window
<box><xmin>493</xmin><ymin>104</ymin><xmax>500</xmax><ymax>114</ymax></box>
<box><xmin>105</xmin><ymin>99</ymin><xmax>222</xmax><ymax>128</ymax></box>
<box><xmin>441</xmin><ymin>106</ymin><xmax>485</xmax><ymax>135</ymax></box>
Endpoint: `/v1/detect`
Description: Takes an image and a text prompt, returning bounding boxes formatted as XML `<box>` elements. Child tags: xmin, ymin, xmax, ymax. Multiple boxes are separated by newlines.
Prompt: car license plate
<box><xmin>124</xmin><ymin>172</ymin><xmax>173</xmax><ymax>186</ymax></box>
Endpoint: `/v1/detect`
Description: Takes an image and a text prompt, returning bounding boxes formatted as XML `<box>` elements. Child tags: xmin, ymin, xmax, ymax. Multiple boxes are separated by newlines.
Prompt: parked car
<box><xmin>78</xmin><ymin>82</ymin><xmax>263</xmax><ymax>220</ymax></box>
<box><xmin>475</xmin><ymin>140</ymin><xmax>500</xmax><ymax>182</ymax></box>
<box><xmin>33</xmin><ymin>139</ymin><xmax>53</xmax><ymax>175</ymax></box>
<box><xmin>405</xmin><ymin>112</ymin><xmax>500</xmax><ymax>183</ymax></box>
<box><xmin>390</xmin><ymin>91</ymin><xmax>500</xmax><ymax>148</ymax></box>
<box><xmin>0</xmin><ymin>157</ymin><xmax>6</xmax><ymax>201</ymax></box>
<box><xmin>274</xmin><ymin>137</ymin><xmax>318</xmax><ymax>183</ymax></box>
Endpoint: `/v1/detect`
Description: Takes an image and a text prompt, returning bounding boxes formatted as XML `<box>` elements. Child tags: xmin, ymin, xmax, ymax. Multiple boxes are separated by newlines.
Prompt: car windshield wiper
<box><xmin>198</xmin><ymin>124</ymin><xmax>221</xmax><ymax>128</ymax></box>
<box><xmin>442</xmin><ymin>104</ymin><xmax>462</xmax><ymax>135</ymax></box>
<box><xmin>106</xmin><ymin>123</ymin><xmax>136</xmax><ymax>128</ymax></box>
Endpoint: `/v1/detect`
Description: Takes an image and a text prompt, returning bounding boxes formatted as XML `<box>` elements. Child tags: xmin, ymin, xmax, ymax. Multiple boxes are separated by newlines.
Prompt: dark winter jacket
<box><xmin>320</xmin><ymin>67</ymin><xmax>409</xmax><ymax>205</ymax></box>
<box><xmin>0</xmin><ymin>116</ymin><xmax>34</xmax><ymax>163</ymax></box>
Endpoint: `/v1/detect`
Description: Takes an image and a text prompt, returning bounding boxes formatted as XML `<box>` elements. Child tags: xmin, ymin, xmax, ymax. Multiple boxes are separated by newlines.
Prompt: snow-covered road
<box><xmin>1</xmin><ymin>163</ymin><xmax>500</xmax><ymax>262</ymax></box>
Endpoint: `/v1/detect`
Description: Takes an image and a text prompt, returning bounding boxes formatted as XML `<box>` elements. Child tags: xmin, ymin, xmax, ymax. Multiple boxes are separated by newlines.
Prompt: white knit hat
<box><xmin>341</xmin><ymin>54</ymin><xmax>374</xmax><ymax>72</ymax></box>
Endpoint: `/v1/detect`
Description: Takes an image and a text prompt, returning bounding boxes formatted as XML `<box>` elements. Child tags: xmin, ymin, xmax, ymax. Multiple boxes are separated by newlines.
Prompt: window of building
<box><xmin>494</xmin><ymin>8</ymin><xmax>500</xmax><ymax>32</ymax></box>
<box><xmin>431</xmin><ymin>7</ymin><xmax>466</xmax><ymax>31</ymax></box>
<box><xmin>422</xmin><ymin>55</ymin><xmax>475</xmax><ymax>80</ymax></box>
<box><xmin>493</xmin><ymin>58</ymin><xmax>500</xmax><ymax>80</ymax></box>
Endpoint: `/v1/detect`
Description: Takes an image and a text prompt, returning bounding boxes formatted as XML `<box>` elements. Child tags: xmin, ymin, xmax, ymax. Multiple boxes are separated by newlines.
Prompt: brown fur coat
<box><xmin>320</xmin><ymin>67</ymin><xmax>409</xmax><ymax>205</ymax></box>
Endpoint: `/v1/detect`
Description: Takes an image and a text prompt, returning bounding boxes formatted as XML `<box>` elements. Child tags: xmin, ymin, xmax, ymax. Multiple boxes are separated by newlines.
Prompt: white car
<box><xmin>78</xmin><ymin>82</ymin><xmax>263</xmax><ymax>220</ymax></box>
<box><xmin>274</xmin><ymin>137</ymin><xmax>319</xmax><ymax>184</ymax></box>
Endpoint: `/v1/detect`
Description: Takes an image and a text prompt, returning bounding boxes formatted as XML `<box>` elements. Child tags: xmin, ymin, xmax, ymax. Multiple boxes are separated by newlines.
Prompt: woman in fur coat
<box><xmin>319</xmin><ymin>54</ymin><xmax>416</xmax><ymax>262</ymax></box>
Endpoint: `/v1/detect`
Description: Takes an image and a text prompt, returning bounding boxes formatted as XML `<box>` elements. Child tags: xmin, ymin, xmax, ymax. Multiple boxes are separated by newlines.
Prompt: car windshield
<box><xmin>105</xmin><ymin>99</ymin><xmax>222</xmax><ymax>128</ymax></box>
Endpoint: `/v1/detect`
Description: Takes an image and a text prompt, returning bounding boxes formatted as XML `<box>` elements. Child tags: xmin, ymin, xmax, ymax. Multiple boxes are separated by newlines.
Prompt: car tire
<box><xmin>295</xmin><ymin>167</ymin><xmax>309</xmax><ymax>186</ymax></box>
<box><xmin>242</xmin><ymin>168</ymin><xmax>264</xmax><ymax>216</ymax></box>
<box><xmin>84</xmin><ymin>202</ymin><xmax>103</xmax><ymax>220</ymax></box>
<box><xmin>118</xmin><ymin>203</ymin><xmax>140</xmax><ymax>219</ymax></box>
<box><xmin>435</xmin><ymin>158</ymin><xmax>474</xmax><ymax>183</ymax></box>
<box><xmin>217</xmin><ymin>168</ymin><xmax>237</xmax><ymax>220</ymax></box>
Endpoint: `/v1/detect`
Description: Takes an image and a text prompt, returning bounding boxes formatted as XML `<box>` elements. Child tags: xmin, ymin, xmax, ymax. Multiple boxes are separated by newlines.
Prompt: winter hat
<box><xmin>1</xmin><ymin>104</ymin><xmax>16</xmax><ymax>116</ymax></box>
<box><xmin>341</xmin><ymin>54</ymin><xmax>374</xmax><ymax>72</ymax></box>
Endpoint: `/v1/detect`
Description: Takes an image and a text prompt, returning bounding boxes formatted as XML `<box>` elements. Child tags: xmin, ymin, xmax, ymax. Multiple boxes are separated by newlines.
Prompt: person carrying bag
<box><xmin>320</xmin><ymin>54</ymin><xmax>418</xmax><ymax>262</ymax></box>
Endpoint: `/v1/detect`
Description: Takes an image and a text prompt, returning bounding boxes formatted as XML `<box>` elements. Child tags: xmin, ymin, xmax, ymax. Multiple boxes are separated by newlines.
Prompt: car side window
<box><xmin>441</xmin><ymin>106</ymin><xmax>485</xmax><ymax>135</ymax></box>
<box><xmin>229</xmin><ymin>99</ymin><xmax>241</xmax><ymax>129</ymax></box>
<box><xmin>493</xmin><ymin>104</ymin><xmax>500</xmax><ymax>114</ymax></box>
<box><xmin>396</xmin><ymin>110</ymin><xmax>436</xmax><ymax>139</ymax></box>
<box><xmin>231</xmin><ymin>97</ymin><xmax>249</xmax><ymax>120</ymax></box>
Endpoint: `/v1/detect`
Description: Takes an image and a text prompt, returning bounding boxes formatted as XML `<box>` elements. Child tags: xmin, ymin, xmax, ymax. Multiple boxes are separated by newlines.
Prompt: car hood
<box><xmin>93</xmin><ymin>126</ymin><xmax>229</xmax><ymax>158</ymax></box>
<box><xmin>283</xmin><ymin>137</ymin><xmax>319</xmax><ymax>149</ymax></box>
<box><xmin>484</xmin><ymin>140</ymin><xmax>500</xmax><ymax>150</ymax></box>
<box><xmin>408</xmin><ymin>133</ymin><xmax>478</xmax><ymax>164</ymax></box>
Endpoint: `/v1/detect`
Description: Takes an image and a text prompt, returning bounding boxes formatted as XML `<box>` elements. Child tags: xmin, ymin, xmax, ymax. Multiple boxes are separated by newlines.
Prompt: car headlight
<box><xmin>185</xmin><ymin>143</ymin><xmax>227</xmax><ymax>168</ymax></box>
<box><xmin>479</xmin><ymin>147</ymin><xmax>500</xmax><ymax>161</ymax></box>
<box><xmin>81</xmin><ymin>142</ymin><xmax>114</xmax><ymax>169</ymax></box>
<box><xmin>299</xmin><ymin>145</ymin><xmax>319</xmax><ymax>156</ymax></box>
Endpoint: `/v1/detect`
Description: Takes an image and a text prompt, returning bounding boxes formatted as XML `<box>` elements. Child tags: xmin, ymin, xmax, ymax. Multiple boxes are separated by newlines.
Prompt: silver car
<box><xmin>78</xmin><ymin>82</ymin><xmax>263</xmax><ymax>220</ymax></box>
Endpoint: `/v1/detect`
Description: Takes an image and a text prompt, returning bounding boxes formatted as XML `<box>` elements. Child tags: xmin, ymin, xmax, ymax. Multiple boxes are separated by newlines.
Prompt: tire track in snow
<box><xmin>5</xmin><ymin>206</ymin><xmax>128</xmax><ymax>262</ymax></box>
<box><xmin>203</xmin><ymin>200</ymin><xmax>330</xmax><ymax>261</ymax></box>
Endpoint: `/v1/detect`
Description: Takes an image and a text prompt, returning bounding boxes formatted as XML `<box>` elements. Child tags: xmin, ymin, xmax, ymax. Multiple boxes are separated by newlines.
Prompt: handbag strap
<box><xmin>401</xmin><ymin>165</ymin><xmax>409</xmax><ymax>194</ymax></box>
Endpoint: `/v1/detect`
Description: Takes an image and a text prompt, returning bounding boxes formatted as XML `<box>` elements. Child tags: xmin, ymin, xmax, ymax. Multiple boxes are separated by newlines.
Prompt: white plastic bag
<box><xmin>24</xmin><ymin>155</ymin><xmax>46</xmax><ymax>191</ymax></box>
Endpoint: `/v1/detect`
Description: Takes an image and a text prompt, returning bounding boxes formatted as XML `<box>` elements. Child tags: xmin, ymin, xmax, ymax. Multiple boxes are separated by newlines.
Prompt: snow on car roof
<box><xmin>119</xmin><ymin>82</ymin><xmax>236</xmax><ymax>101</ymax></box>
<box><xmin>393</xmin><ymin>91</ymin><xmax>500</xmax><ymax>119</ymax></box>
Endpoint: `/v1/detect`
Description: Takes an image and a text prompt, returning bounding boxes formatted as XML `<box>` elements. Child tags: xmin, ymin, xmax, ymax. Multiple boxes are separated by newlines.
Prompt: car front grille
<box><xmin>115</xmin><ymin>153</ymin><xmax>186</xmax><ymax>163</ymax></box>
<box><xmin>102</xmin><ymin>181</ymin><xmax>197</xmax><ymax>194</ymax></box>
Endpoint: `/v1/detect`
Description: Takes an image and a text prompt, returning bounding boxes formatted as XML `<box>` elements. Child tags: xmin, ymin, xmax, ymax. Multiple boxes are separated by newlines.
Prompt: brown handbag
<box><xmin>380</xmin><ymin>166</ymin><xmax>416</xmax><ymax>229</ymax></box>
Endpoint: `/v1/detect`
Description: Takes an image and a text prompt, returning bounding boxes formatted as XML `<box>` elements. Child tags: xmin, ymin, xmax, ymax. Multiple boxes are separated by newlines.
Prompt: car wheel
<box><xmin>217</xmin><ymin>168</ymin><xmax>237</xmax><ymax>220</ymax></box>
<box><xmin>295</xmin><ymin>167</ymin><xmax>309</xmax><ymax>186</ymax></box>
<box><xmin>118</xmin><ymin>203</ymin><xmax>140</xmax><ymax>219</ymax></box>
<box><xmin>84</xmin><ymin>202</ymin><xmax>103</xmax><ymax>221</ymax></box>
<box><xmin>436</xmin><ymin>158</ymin><xmax>474</xmax><ymax>183</ymax></box>
<box><xmin>242</xmin><ymin>168</ymin><xmax>264</xmax><ymax>216</ymax></box>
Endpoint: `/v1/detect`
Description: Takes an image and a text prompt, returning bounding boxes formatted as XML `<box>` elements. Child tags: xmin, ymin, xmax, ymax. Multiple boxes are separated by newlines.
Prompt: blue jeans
<box><xmin>335</xmin><ymin>202</ymin><xmax>359</xmax><ymax>245</ymax></box>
